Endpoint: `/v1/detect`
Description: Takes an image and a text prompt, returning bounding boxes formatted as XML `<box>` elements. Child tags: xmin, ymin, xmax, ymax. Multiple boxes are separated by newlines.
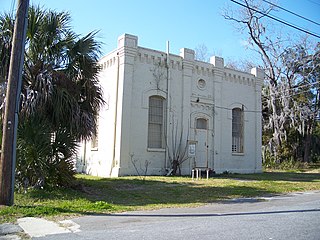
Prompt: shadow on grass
<box><xmin>23</xmin><ymin>171</ymin><xmax>318</xmax><ymax>205</ymax></box>
<box><xmin>3</xmin><ymin>171</ymin><xmax>318</xmax><ymax>222</ymax></box>
<box><xmin>0</xmin><ymin>204</ymin><xmax>112</xmax><ymax>220</ymax></box>
<box><xmin>74</xmin><ymin>177</ymin><xmax>272</xmax><ymax>207</ymax></box>
<box><xmin>0</xmin><ymin>179</ymin><xmax>272</xmax><ymax>222</ymax></box>
<box><xmin>25</xmin><ymin>187</ymin><xmax>85</xmax><ymax>201</ymax></box>
<box><xmin>226</xmin><ymin>172</ymin><xmax>320</xmax><ymax>182</ymax></box>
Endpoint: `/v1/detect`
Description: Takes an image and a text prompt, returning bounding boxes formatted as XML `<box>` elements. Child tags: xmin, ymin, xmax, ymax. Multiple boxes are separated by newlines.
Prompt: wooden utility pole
<box><xmin>0</xmin><ymin>0</ymin><xmax>29</xmax><ymax>206</ymax></box>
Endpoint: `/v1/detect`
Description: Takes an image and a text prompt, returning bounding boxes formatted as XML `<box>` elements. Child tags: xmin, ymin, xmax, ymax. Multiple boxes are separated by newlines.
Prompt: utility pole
<box><xmin>0</xmin><ymin>0</ymin><xmax>29</xmax><ymax>206</ymax></box>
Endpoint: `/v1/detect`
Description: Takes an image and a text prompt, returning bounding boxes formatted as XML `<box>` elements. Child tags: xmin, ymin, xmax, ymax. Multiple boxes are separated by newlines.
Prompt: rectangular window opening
<box><xmin>232</xmin><ymin>108</ymin><xmax>244</xmax><ymax>153</ymax></box>
<box><xmin>148</xmin><ymin>96</ymin><xmax>165</xmax><ymax>148</ymax></box>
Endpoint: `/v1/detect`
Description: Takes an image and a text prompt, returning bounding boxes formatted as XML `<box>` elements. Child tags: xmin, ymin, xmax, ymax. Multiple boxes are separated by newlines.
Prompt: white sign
<box><xmin>188</xmin><ymin>143</ymin><xmax>196</xmax><ymax>156</ymax></box>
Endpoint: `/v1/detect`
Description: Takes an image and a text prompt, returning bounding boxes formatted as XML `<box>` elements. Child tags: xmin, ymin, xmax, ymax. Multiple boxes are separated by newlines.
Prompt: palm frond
<box><xmin>1</xmin><ymin>5</ymin><xmax>104</xmax><ymax>188</ymax></box>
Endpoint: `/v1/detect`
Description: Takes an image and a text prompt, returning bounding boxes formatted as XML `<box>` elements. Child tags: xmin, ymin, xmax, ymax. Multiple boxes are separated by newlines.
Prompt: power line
<box><xmin>262</xmin><ymin>0</ymin><xmax>320</xmax><ymax>27</ymax></box>
<box><xmin>234</xmin><ymin>0</ymin><xmax>320</xmax><ymax>38</ymax></box>
<box><xmin>267</xmin><ymin>13</ymin><xmax>320</xmax><ymax>38</ymax></box>
<box><xmin>10</xmin><ymin>0</ymin><xmax>16</xmax><ymax>17</ymax></box>
<box><xmin>307</xmin><ymin>0</ymin><xmax>320</xmax><ymax>7</ymax></box>
<box><xmin>214</xmin><ymin>105</ymin><xmax>262</xmax><ymax>113</ymax></box>
<box><xmin>214</xmin><ymin>84</ymin><xmax>320</xmax><ymax>113</ymax></box>
<box><xmin>230</xmin><ymin>0</ymin><xmax>320</xmax><ymax>39</ymax></box>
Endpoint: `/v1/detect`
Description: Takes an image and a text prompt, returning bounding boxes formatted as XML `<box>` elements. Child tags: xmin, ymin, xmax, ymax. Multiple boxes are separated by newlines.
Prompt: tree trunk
<box><xmin>303</xmin><ymin>134</ymin><xmax>311</xmax><ymax>163</ymax></box>
<box><xmin>303</xmin><ymin>123</ymin><xmax>313</xmax><ymax>163</ymax></box>
<box><xmin>269</xmin><ymin>84</ymin><xmax>282</xmax><ymax>161</ymax></box>
<box><xmin>172</xmin><ymin>160</ymin><xmax>178</xmax><ymax>175</ymax></box>
<box><xmin>177</xmin><ymin>165</ymin><xmax>181</xmax><ymax>176</ymax></box>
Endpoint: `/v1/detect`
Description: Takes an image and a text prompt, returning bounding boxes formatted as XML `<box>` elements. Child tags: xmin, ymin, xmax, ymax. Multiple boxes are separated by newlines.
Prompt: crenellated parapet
<box><xmin>223</xmin><ymin>70</ymin><xmax>256</xmax><ymax>87</ymax></box>
<box><xmin>80</xmin><ymin>33</ymin><xmax>263</xmax><ymax>178</ymax></box>
<box><xmin>99</xmin><ymin>34</ymin><xmax>264</xmax><ymax>88</ymax></box>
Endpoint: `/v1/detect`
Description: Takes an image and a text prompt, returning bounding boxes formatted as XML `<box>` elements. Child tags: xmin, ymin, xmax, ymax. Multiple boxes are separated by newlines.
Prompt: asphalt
<box><xmin>1</xmin><ymin>191</ymin><xmax>319</xmax><ymax>239</ymax></box>
<box><xmin>0</xmin><ymin>223</ymin><xmax>23</xmax><ymax>239</ymax></box>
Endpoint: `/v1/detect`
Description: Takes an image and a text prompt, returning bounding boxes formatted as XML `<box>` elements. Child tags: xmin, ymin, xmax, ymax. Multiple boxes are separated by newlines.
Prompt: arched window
<box><xmin>232</xmin><ymin>108</ymin><xmax>244</xmax><ymax>153</ymax></box>
<box><xmin>148</xmin><ymin>96</ymin><xmax>165</xmax><ymax>148</ymax></box>
<box><xmin>196</xmin><ymin>118</ymin><xmax>207</xmax><ymax>130</ymax></box>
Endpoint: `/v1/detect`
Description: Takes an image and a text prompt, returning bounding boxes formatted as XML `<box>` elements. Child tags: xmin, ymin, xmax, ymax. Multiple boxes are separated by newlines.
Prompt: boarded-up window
<box><xmin>232</xmin><ymin>108</ymin><xmax>244</xmax><ymax>153</ymax></box>
<box><xmin>148</xmin><ymin>96</ymin><xmax>165</xmax><ymax>148</ymax></box>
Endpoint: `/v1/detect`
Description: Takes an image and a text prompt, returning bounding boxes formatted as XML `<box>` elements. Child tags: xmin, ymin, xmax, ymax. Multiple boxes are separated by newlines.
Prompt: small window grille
<box><xmin>232</xmin><ymin>108</ymin><xmax>244</xmax><ymax>153</ymax></box>
<box><xmin>148</xmin><ymin>96</ymin><xmax>165</xmax><ymax>148</ymax></box>
<box><xmin>196</xmin><ymin>118</ymin><xmax>207</xmax><ymax>130</ymax></box>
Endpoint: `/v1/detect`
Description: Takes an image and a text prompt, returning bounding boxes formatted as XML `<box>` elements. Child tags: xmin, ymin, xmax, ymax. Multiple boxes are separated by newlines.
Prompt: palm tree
<box><xmin>0</xmin><ymin>13</ymin><xmax>14</xmax><ymax>111</ymax></box>
<box><xmin>21</xmin><ymin>6</ymin><xmax>104</xmax><ymax>140</ymax></box>
<box><xmin>0</xmin><ymin>6</ymin><xmax>104</xmax><ymax>187</ymax></box>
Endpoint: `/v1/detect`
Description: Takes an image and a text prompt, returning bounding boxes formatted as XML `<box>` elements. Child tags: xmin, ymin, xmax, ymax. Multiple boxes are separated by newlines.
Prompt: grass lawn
<box><xmin>1</xmin><ymin>169</ymin><xmax>320</xmax><ymax>223</ymax></box>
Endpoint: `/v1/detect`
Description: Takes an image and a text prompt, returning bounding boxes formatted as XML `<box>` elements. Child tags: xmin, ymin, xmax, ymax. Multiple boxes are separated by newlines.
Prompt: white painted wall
<box><xmin>77</xmin><ymin>34</ymin><xmax>263</xmax><ymax>177</ymax></box>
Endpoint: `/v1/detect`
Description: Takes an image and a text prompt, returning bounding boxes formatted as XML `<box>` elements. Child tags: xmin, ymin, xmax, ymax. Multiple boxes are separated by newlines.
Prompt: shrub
<box><xmin>16</xmin><ymin>118</ymin><xmax>78</xmax><ymax>189</ymax></box>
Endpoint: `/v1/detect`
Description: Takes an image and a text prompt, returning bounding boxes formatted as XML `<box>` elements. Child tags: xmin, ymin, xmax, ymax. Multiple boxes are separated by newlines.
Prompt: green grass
<box><xmin>1</xmin><ymin>170</ymin><xmax>320</xmax><ymax>223</ymax></box>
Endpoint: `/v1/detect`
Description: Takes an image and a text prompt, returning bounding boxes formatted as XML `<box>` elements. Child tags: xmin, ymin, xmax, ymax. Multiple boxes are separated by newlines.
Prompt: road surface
<box><xmin>33</xmin><ymin>191</ymin><xmax>320</xmax><ymax>240</ymax></box>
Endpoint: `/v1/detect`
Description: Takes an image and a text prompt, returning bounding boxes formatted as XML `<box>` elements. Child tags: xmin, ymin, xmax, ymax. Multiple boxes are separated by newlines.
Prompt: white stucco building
<box><xmin>76</xmin><ymin>34</ymin><xmax>263</xmax><ymax>177</ymax></box>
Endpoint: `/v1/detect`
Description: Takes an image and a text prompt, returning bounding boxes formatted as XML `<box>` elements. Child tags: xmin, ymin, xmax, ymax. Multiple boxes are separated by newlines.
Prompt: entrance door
<box><xmin>195</xmin><ymin>118</ymin><xmax>208</xmax><ymax>168</ymax></box>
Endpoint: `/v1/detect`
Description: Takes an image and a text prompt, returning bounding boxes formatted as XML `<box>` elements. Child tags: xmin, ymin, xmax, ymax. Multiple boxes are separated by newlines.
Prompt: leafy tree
<box><xmin>0</xmin><ymin>14</ymin><xmax>13</xmax><ymax>112</ymax></box>
<box><xmin>0</xmin><ymin>6</ymin><xmax>104</xmax><ymax>187</ymax></box>
<box><xmin>223</xmin><ymin>0</ymin><xmax>320</xmax><ymax>164</ymax></box>
<box><xmin>281</xmin><ymin>43</ymin><xmax>320</xmax><ymax>162</ymax></box>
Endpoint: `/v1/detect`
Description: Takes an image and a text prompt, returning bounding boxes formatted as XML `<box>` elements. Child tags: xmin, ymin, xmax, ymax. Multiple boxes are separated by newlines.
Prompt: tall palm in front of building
<box><xmin>0</xmin><ymin>6</ymin><xmax>104</xmax><ymax>187</ymax></box>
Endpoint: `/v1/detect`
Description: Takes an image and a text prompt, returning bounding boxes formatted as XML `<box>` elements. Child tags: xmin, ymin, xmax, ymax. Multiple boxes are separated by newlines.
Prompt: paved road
<box><xmin>35</xmin><ymin>191</ymin><xmax>320</xmax><ymax>240</ymax></box>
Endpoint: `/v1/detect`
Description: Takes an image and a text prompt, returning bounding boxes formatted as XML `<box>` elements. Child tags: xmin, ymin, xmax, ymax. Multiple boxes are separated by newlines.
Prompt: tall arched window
<box><xmin>148</xmin><ymin>96</ymin><xmax>165</xmax><ymax>148</ymax></box>
<box><xmin>232</xmin><ymin>108</ymin><xmax>244</xmax><ymax>153</ymax></box>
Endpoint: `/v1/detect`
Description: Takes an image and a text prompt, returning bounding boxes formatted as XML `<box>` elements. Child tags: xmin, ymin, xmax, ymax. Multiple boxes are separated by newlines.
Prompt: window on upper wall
<box><xmin>196</xmin><ymin>118</ymin><xmax>207</xmax><ymax>130</ymax></box>
<box><xmin>148</xmin><ymin>96</ymin><xmax>165</xmax><ymax>148</ymax></box>
<box><xmin>232</xmin><ymin>108</ymin><xmax>244</xmax><ymax>153</ymax></box>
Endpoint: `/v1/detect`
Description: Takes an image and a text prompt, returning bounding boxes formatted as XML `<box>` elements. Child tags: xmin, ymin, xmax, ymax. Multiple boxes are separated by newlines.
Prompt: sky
<box><xmin>1</xmin><ymin>0</ymin><xmax>320</xmax><ymax>63</ymax></box>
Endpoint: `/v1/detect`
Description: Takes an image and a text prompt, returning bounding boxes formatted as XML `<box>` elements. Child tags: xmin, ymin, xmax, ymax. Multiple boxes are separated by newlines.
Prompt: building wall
<box><xmin>76</xmin><ymin>50</ymin><xmax>120</xmax><ymax>177</ymax></box>
<box><xmin>77</xmin><ymin>34</ymin><xmax>263</xmax><ymax>177</ymax></box>
<box><xmin>217</xmin><ymin>68</ymin><xmax>262</xmax><ymax>173</ymax></box>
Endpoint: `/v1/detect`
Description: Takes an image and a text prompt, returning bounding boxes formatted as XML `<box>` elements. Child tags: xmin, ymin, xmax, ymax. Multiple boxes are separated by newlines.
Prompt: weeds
<box><xmin>1</xmin><ymin>170</ymin><xmax>319</xmax><ymax>223</ymax></box>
